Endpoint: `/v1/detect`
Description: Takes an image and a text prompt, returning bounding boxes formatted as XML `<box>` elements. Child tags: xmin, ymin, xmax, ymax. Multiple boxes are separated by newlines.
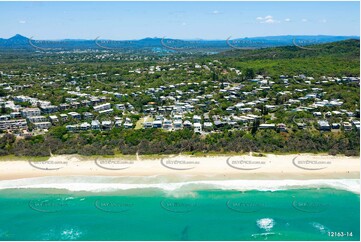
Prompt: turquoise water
<box><xmin>0</xmin><ymin>188</ymin><xmax>359</xmax><ymax>241</ymax></box>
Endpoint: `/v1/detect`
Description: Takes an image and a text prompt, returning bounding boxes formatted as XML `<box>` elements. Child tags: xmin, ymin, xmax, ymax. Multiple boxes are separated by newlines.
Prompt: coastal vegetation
<box><xmin>0</xmin><ymin>123</ymin><xmax>359</xmax><ymax>157</ymax></box>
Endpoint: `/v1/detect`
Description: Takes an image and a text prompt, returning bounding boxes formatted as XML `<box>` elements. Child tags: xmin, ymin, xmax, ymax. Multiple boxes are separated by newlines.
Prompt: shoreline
<box><xmin>0</xmin><ymin>177</ymin><xmax>359</xmax><ymax>194</ymax></box>
<box><xmin>0</xmin><ymin>153</ymin><xmax>359</xmax><ymax>181</ymax></box>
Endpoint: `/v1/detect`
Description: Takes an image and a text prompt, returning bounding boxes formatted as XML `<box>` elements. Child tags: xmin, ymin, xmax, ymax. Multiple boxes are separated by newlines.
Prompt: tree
<box><xmin>251</xmin><ymin>119</ymin><xmax>260</xmax><ymax>135</ymax></box>
<box><xmin>49</xmin><ymin>126</ymin><xmax>68</xmax><ymax>140</ymax></box>
<box><xmin>0</xmin><ymin>104</ymin><xmax>6</xmax><ymax>114</ymax></box>
<box><xmin>0</xmin><ymin>88</ymin><xmax>5</xmax><ymax>97</ymax></box>
<box><xmin>244</xmin><ymin>68</ymin><xmax>255</xmax><ymax>80</ymax></box>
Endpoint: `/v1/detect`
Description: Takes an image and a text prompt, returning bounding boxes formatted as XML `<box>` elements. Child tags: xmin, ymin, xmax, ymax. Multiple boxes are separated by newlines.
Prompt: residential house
<box><xmin>83</xmin><ymin>112</ymin><xmax>94</xmax><ymax>120</ymax></box>
<box><xmin>94</xmin><ymin>103</ymin><xmax>111</xmax><ymax>112</ymax></box>
<box><xmin>0</xmin><ymin>115</ymin><xmax>10</xmax><ymax>121</ymax></box>
<box><xmin>313</xmin><ymin>112</ymin><xmax>322</xmax><ymax>117</ymax></box>
<box><xmin>40</xmin><ymin>105</ymin><xmax>58</xmax><ymax>114</ymax></box>
<box><xmin>277</xmin><ymin>123</ymin><xmax>288</xmax><ymax>132</ymax></box>
<box><xmin>343</xmin><ymin>122</ymin><xmax>352</xmax><ymax>131</ymax></box>
<box><xmin>331</xmin><ymin>123</ymin><xmax>341</xmax><ymax>129</ymax></box>
<box><xmin>173</xmin><ymin>120</ymin><xmax>183</xmax><ymax>130</ymax></box>
<box><xmin>21</xmin><ymin>108</ymin><xmax>41</xmax><ymax>118</ymax></box>
<box><xmin>153</xmin><ymin>120</ymin><xmax>163</xmax><ymax>128</ymax></box>
<box><xmin>59</xmin><ymin>103</ymin><xmax>70</xmax><ymax>111</ymax></box>
<box><xmin>80</xmin><ymin>122</ymin><xmax>91</xmax><ymax>131</ymax></box>
<box><xmin>49</xmin><ymin>115</ymin><xmax>59</xmax><ymax>123</ymax></box>
<box><xmin>99</xmin><ymin>109</ymin><xmax>113</xmax><ymax>115</ymax></box>
<box><xmin>101</xmin><ymin>121</ymin><xmax>112</xmax><ymax>130</ymax></box>
<box><xmin>183</xmin><ymin>120</ymin><xmax>192</xmax><ymax>128</ymax></box>
<box><xmin>115</xmin><ymin>104</ymin><xmax>126</xmax><ymax>111</ymax></box>
<box><xmin>66</xmin><ymin>124</ymin><xmax>78</xmax><ymax>132</ymax></box>
<box><xmin>27</xmin><ymin>116</ymin><xmax>48</xmax><ymax>123</ymax></box>
<box><xmin>10</xmin><ymin>112</ymin><xmax>21</xmax><ymax>119</ymax></box>
<box><xmin>193</xmin><ymin>115</ymin><xmax>201</xmax><ymax>123</ymax></box>
<box><xmin>352</xmin><ymin>120</ymin><xmax>360</xmax><ymax>130</ymax></box>
<box><xmin>114</xmin><ymin>119</ymin><xmax>123</xmax><ymax>128</ymax></box>
<box><xmin>318</xmin><ymin>120</ymin><xmax>331</xmax><ymax>131</ymax></box>
<box><xmin>203</xmin><ymin>122</ymin><xmax>213</xmax><ymax>130</ymax></box>
<box><xmin>0</xmin><ymin>119</ymin><xmax>27</xmax><ymax>131</ymax></box>
<box><xmin>68</xmin><ymin>112</ymin><xmax>81</xmax><ymax>119</ymax></box>
<box><xmin>124</xmin><ymin>121</ymin><xmax>133</xmax><ymax>129</ymax></box>
<box><xmin>163</xmin><ymin>119</ymin><xmax>173</xmax><ymax>130</ymax></box>
<box><xmin>143</xmin><ymin>122</ymin><xmax>153</xmax><ymax>129</ymax></box>
<box><xmin>34</xmin><ymin>122</ymin><xmax>52</xmax><ymax>130</ymax></box>
<box><xmin>194</xmin><ymin>123</ymin><xmax>202</xmax><ymax>133</ymax></box>
<box><xmin>60</xmin><ymin>114</ymin><xmax>68</xmax><ymax>121</ymax></box>
<box><xmin>259</xmin><ymin>124</ymin><xmax>276</xmax><ymax>129</ymax></box>
<box><xmin>91</xmin><ymin>120</ymin><xmax>101</xmax><ymax>130</ymax></box>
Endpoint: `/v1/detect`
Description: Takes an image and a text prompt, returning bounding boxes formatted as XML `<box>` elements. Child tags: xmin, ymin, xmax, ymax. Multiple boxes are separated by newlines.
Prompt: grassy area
<box><xmin>0</xmin><ymin>155</ymin><xmax>50</xmax><ymax>162</ymax></box>
<box><xmin>135</xmin><ymin>116</ymin><xmax>154</xmax><ymax>130</ymax></box>
<box><xmin>0</xmin><ymin>151</ymin><xmax>355</xmax><ymax>162</ymax></box>
<box><xmin>181</xmin><ymin>151</ymin><xmax>333</xmax><ymax>157</ymax></box>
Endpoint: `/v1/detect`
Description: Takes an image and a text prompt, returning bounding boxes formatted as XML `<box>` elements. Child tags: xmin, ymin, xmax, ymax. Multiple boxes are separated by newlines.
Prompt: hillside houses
<box><xmin>0</xmin><ymin>59</ymin><xmax>359</xmax><ymax>138</ymax></box>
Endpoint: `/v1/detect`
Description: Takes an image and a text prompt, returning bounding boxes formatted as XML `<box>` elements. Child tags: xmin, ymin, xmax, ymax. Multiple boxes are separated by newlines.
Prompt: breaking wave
<box><xmin>0</xmin><ymin>176</ymin><xmax>359</xmax><ymax>194</ymax></box>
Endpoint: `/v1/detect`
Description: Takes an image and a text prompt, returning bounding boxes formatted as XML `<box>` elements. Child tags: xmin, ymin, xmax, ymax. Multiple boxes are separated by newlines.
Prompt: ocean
<box><xmin>0</xmin><ymin>177</ymin><xmax>359</xmax><ymax>241</ymax></box>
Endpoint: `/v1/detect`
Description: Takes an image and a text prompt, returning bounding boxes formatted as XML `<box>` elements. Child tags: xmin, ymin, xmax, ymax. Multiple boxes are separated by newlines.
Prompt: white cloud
<box><xmin>18</xmin><ymin>20</ymin><xmax>26</xmax><ymax>24</ymax></box>
<box><xmin>256</xmin><ymin>15</ymin><xmax>279</xmax><ymax>24</ymax></box>
<box><xmin>284</xmin><ymin>18</ymin><xmax>291</xmax><ymax>22</ymax></box>
<box><xmin>181</xmin><ymin>22</ymin><xmax>187</xmax><ymax>26</ymax></box>
<box><xmin>264</xmin><ymin>18</ymin><xmax>276</xmax><ymax>24</ymax></box>
<box><xmin>320</xmin><ymin>19</ymin><xmax>327</xmax><ymax>23</ymax></box>
<box><xmin>301</xmin><ymin>18</ymin><xmax>308</xmax><ymax>22</ymax></box>
<box><xmin>211</xmin><ymin>10</ymin><xmax>221</xmax><ymax>15</ymax></box>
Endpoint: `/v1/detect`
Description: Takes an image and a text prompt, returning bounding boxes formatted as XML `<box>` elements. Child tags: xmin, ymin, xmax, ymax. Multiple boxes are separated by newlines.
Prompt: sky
<box><xmin>0</xmin><ymin>1</ymin><xmax>359</xmax><ymax>40</ymax></box>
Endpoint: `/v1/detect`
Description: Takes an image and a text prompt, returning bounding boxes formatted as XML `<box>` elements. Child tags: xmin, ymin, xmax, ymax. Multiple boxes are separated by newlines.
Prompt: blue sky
<box><xmin>0</xmin><ymin>1</ymin><xmax>359</xmax><ymax>40</ymax></box>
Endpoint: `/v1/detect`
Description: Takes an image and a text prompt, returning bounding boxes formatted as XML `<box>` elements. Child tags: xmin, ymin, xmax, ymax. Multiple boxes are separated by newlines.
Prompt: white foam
<box><xmin>42</xmin><ymin>227</ymin><xmax>84</xmax><ymax>241</ymax></box>
<box><xmin>0</xmin><ymin>176</ymin><xmax>359</xmax><ymax>194</ymax></box>
<box><xmin>311</xmin><ymin>222</ymin><xmax>330</xmax><ymax>234</ymax></box>
<box><xmin>60</xmin><ymin>228</ymin><xmax>83</xmax><ymax>240</ymax></box>
<box><xmin>257</xmin><ymin>218</ymin><xmax>275</xmax><ymax>231</ymax></box>
<box><xmin>251</xmin><ymin>232</ymin><xmax>280</xmax><ymax>238</ymax></box>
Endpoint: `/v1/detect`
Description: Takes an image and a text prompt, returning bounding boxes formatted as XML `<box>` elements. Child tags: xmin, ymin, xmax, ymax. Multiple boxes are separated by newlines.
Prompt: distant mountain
<box><xmin>0</xmin><ymin>34</ymin><xmax>359</xmax><ymax>52</ymax></box>
<box><xmin>218</xmin><ymin>39</ymin><xmax>360</xmax><ymax>60</ymax></box>
<box><xmin>8</xmin><ymin>34</ymin><xmax>29</xmax><ymax>42</ymax></box>
<box><xmin>0</xmin><ymin>34</ymin><xmax>30</xmax><ymax>49</ymax></box>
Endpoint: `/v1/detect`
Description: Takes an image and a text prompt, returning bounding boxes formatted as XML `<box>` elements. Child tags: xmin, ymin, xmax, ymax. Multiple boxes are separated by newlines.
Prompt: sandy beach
<box><xmin>0</xmin><ymin>154</ymin><xmax>359</xmax><ymax>181</ymax></box>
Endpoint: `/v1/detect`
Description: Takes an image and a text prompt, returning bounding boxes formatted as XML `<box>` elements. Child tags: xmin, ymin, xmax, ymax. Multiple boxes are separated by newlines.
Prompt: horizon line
<box><xmin>1</xmin><ymin>34</ymin><xmax>360</xmax><ymax>41</ymax></box>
